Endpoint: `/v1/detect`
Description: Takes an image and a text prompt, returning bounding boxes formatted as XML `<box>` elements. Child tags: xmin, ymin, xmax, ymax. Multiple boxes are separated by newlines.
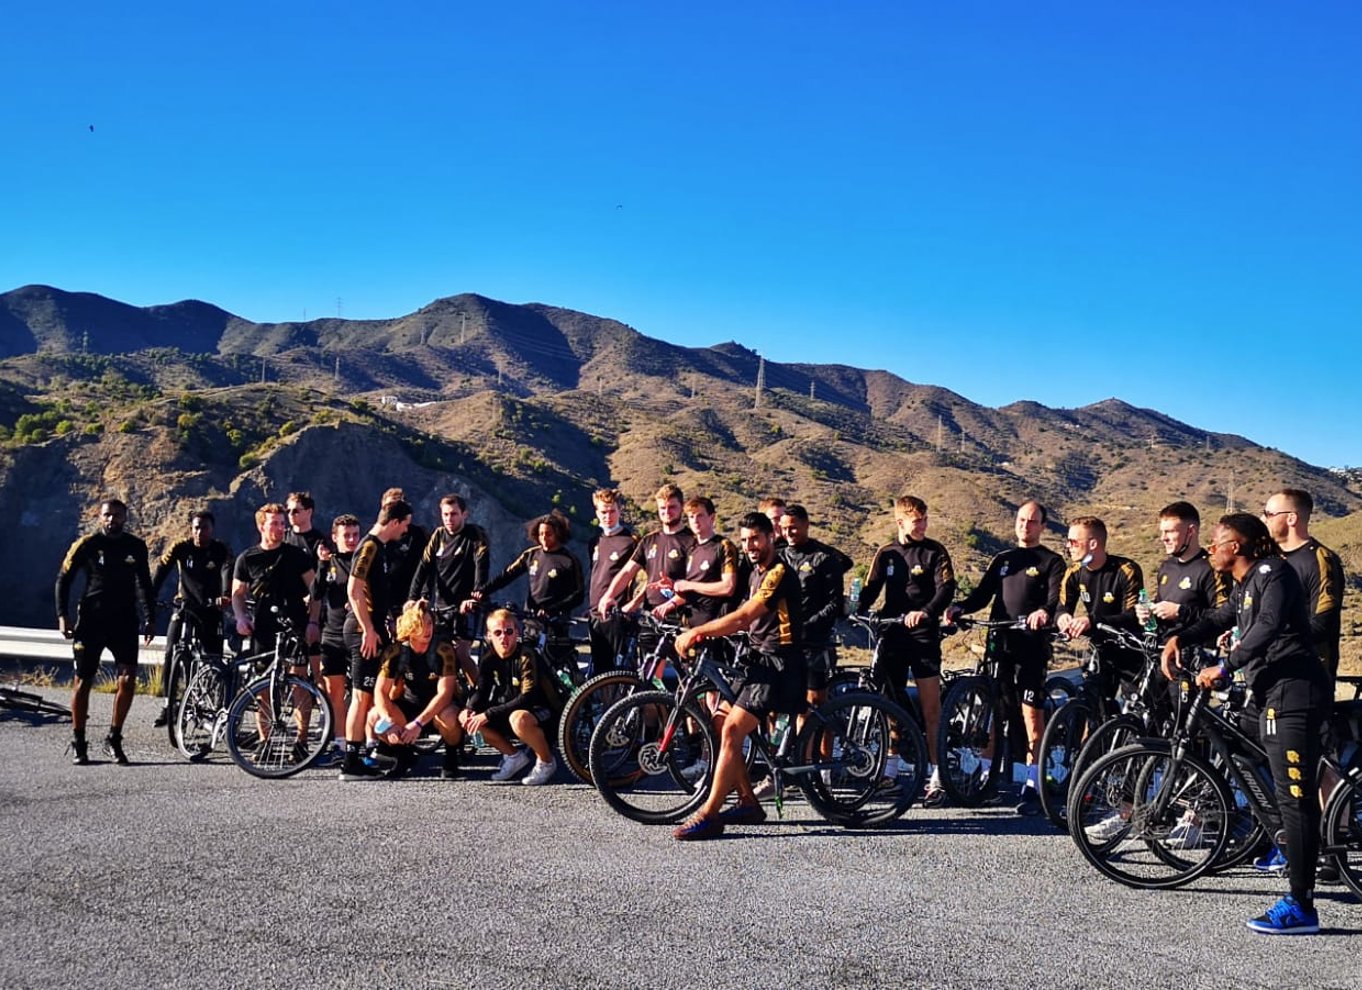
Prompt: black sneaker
<box><xmin>441</xmin><ymin>749</ymin><xmax>462</xmax><ymax>780</ymax></box>
<box><xmin>1015</xmin><ymin>785</ymin><xmax>1042</xmax><ymax>816</ymax></box>
<box><xmin>70</xmin><ymin>738</ymin><xmax>89</xmax><ymax>766</ymax></box>
<box><xmin>1317</xmin><ymin>858</ymin><xmax>1341</xmax><ymax>885</ymax></box>
<box><xmin>103</xmin><ymin>733</ymin><xmax>130</xmax><ymax>765</ymax></box>
<box><xmin>339</xmin><ymin>753</ymin><xmax>383</xmax><ymax>781</ymax></box>
<box><xmin>384</xmin><ymin>747</ymin><xmax>419</xmax><ymax>780</ymax></box>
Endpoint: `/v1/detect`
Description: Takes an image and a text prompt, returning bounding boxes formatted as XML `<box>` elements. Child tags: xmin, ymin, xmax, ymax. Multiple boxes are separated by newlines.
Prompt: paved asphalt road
<box><xmin>1</xmin><ymin>688</ymin><xmax>1358</xmax><ymax>989</ymax></box>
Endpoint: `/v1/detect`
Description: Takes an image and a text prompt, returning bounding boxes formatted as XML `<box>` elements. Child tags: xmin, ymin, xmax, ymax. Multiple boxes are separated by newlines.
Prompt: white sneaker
<box><xmin>522</xmin><ymin>758</ymin><xmax>557</xmax><ymax>786</ymax></box>
<box><xmin>752</xmin><ymin>776</ymin><xmax>775</xmax><ymax>798</ymax></box>
<box><xmin>491</xmin><ymin>748</ymin><xmax>533</xmax><ymax>781</ymax></box>
<box><xmin>1165</xmin><ymin>811</ymin><xmax>1203</xmax><ymax>850</ymax></box>
<box><xmin>1084</xmin><ymin>812</ymin><xmax>1127</xmax><ymax>843</ymax></box>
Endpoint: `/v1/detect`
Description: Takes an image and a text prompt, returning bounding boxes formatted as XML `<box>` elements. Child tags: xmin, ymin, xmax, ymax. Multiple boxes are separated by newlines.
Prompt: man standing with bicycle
<box><xmin>1134</xmin><ymin>501</ymin><xmax>1230</xmax><ymax>637</ymax></box>
<box><xmin>945</xmin><ymin>500</ymin><xmax>1064</xmax><ymax>814</ymax></box>
<box><xmin>585</xmin><ymin>488</ymin><xmax>638</xmax><ymax>677</ymax></box>
<box><xmin>150</xmin><ymin>509</ymin><xmax>232</xmax><ymax>728</ymax></box>
<box><xmin>1263</xmin><ymin>489</ymin><xmax>1345</xmax><ymax>683</ymax></box>
<box><xmin>55</xmin><ymin>498</ymin><xmax>155</xmax><ymax>766</ymax></box>
<box><xmin>778</xmin><ymin>504</ymin><xmax>853</xmax><ymax>719</ymax></box>
<box><xmin>406</xmin><ymin>493</ymin><xmax>489</xmax><ymax>678</ymax></box>
<box><xmin>1057</xmin><ymin>516</ymin><xmax>1145</xmax><ymax>700</ymax></box>
<box><xmin>1161</xmin><ymin>513</ymin><xmax>1331</xmax><ymax>934</ymax></box>
<box><xmin>671</xmin><ymin>511</ymin><xmax>805</xmax><ymax>840</ymax></box>
<box><xmin>858</xmin><ymin>496</ymin><xmax>957</xmax><ymax>806</ymax></box>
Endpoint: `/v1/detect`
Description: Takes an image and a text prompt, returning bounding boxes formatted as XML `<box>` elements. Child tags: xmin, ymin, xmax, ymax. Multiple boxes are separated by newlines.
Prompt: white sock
<box><xmin>980</xmin><ymin>757</ymin><xmax>992</xmax><ymax>775</ymax></box>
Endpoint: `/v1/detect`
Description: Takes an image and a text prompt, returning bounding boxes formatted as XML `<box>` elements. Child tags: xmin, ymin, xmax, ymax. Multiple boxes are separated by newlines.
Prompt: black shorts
<box><xmin>996</xmin><ymin>632</ymin><xmax>1049</xmax><ymax>708</ymax></box>
<box><xmin>486</xmin><ymin>707</ymin><xmax>554</xmax><ymax>739</ymax></box>
<box><xmin>730</xmin><ymin>651</ymin><xmax>806</xmax><ymax>720</ymax></box>
<box><xmin>72</xmin><ymin>619</ymin><xmax>140</xmax><ymax>680</ymax></box>
<box><xmin>805</xmin><ymin>644</ymin><xmax>838</xmax><ymax>691</ymax></box>
<box><xmin>320</xmin><ymin>640</ymin><xmax>349</xmax><ymax>678</ymax></box>
<box><xmin>347</xmin><ymin>637</ymin><xmax>389</xmax><ymax>695</ymax></box>
<box><xmin>881</xmin><ymin>628</ymin><xmax>942</xmax><ymax>680</ymax></box>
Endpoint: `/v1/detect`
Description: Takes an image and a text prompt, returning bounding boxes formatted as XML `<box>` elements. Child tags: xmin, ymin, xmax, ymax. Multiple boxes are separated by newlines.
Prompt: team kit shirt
<box><xmin>860</xmin><ymin>538</ymin><xmax>957</xmax><ymax>642</ymax></box>
<box><xmin>312</xmin><ymin>550</ymin><xmax>355</xmax><ymax>647</ymax></box>
<box><xmin>483</xmin><ymin>546</ymin><xmax>585</xmax><ymax>618</ymax></box>
<box><xmin>408</xmin><ymin>523</ymin><xmax>491</xmax><ymax>611</ymax></box>
<box><xmin>152</xmin><ymin>538</ymin><xmax>233</xmax><ymax>610</ymax></box>
<box><xmin>630</xmin><ymin>529</ymin><xmax>697</xmax><ymax>608</ymax></box>
<box><xmin>233</xmin><ymin>542</ymin><xmax>314</xmax><ymax>626</ymax></box>
<box><xmin>588</xmin><ymin>526</ymin><xmax>638</xmax><ymax>610</ymax></box>
<box><xmin>955</xmin><ymin>544</ymin><xmax>1065</xmax><ymax>656</ymax></box>
<box><xmin>345</xmin><ymin>534</ymin><xmax>392</xmax><ymax>644</ymax></box>
<box><xmin>284</xmin><ymin>527</ymin><xmax>334</xmax><ymax>568</ymax></box>
<box><xmin>56</xmin><ymin>531</ymin><xmax>155</xmax><ymax>629</ymax></box>
<box><xmin>1283</xmin><ymin>538</ymin><xmax>1346</xmax><ymax>681</ymax></box>
<box><xmin>466</xmin><ymin>645</ymin><xmax>565</xmax><ymax>722</ymax></box>
<box><xmin>781</xmin><ymin>538</ymin><xmax>852</xmax><ymax>647</ymax></box>
<box><xmin>380</xmin><ymin>639</ymin><xmax>465</xmax><ymax>706</ymax></box>
<box><xmin>683</xmin><ymin>535</ymin><xmax>740</xmax><ymax>626</ymax></box>
<box><xmin>384</xmin><ymin>523</ymin><xmax>429</xmax><ymax>618</ymax></box>
<box><xmin>745</xmin><ymin>560</ymin><xmax>804</xmax><ymax>657</ymax></box>
<box><xmin>1058</xmin><ymin>555</ymin><xmax>1144</xmax><ymax>638</ymax></box>
<box><xmin>1152</xmin><ymin>549</ymin><xmax>1230</xmax><ymax>638</ymax></box>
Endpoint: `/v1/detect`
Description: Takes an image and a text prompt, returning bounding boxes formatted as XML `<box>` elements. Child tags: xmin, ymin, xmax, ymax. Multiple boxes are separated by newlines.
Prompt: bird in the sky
<box><xmin>88</xmin><ymin>124</ymin><xmax>94</xmax><ymax>132</ymax></box>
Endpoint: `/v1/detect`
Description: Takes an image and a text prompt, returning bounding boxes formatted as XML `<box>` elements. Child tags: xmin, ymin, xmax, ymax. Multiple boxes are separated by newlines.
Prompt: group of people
<box><xmin>53</xmin><ymin>482</ymin><xmax>1347</xmax><ymax>934</ymax></box>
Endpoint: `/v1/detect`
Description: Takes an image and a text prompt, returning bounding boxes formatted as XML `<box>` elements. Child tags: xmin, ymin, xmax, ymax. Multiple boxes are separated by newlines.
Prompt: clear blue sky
<box><xmin>3</xmin><ymin>2</ymin><xmax>1359</xmax><ymax>467</ymax></box>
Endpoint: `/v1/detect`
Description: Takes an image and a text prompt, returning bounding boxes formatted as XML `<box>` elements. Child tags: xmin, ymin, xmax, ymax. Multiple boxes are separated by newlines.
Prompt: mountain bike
<box><xmin>0</xmin><ymin>683</ymin><xmax>70</xmax><ymax>719</ymax></box>
<box><xmin>557</xmin><ymin>611</ymin><xmax>676</xmax><ymax>785</ymax></box>
<box><xmin>222</xmin><ymin>608</ymin><xmax>332</xmax><ymax>778</ymax></box>
<box><xmin>174</xmin><ymin>652</ymin><xmax>251</xmax><ymax>761</ymax></box>
<box><xmin>161</xmin><ymin>599</ymin><xmax>227</xmax><ymax>749</ymax></box>
<box><xmin>588</xmin><ymin>635</ymin><xmax>927</xmax><ymax>828</ymax></box>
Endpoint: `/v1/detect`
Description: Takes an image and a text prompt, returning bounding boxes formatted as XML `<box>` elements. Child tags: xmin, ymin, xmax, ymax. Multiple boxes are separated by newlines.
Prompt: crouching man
<box><xmin>369</xmin><ymin>601</ymin><xmax>466</xmax><ymax>779</ymax></box>
<box><xmin>458</xmin><ymin>608</ymin><xmax>564</xmax><ymax>785</ymax></box>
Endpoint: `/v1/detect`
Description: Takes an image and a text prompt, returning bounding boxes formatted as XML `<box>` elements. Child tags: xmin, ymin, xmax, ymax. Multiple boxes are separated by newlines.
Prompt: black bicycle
<box><xmin>222</xmin><ymin>609</ymin><xmax>333</xmax><ymax>778</ymax></box>
<box><xmin>161</xmin><ymin>599</ymin><xmax>226</xmax><ymax>749</ymax></box>
<box><xmin>588</xmin><ymin>635</ymin><xmax>928</xmax><ymax>828</ymax></box>
<box><xmin>0</xmin><ymin>683</ymin><xmax>70</xmax><ymax>719</ymax></box>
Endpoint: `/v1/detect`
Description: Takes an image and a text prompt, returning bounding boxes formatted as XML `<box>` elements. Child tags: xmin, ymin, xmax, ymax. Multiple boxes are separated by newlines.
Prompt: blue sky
<box><xmin>2</xmin><ymin>2</ymin><xmax>1358</xmax><ymax>468</ymax></box>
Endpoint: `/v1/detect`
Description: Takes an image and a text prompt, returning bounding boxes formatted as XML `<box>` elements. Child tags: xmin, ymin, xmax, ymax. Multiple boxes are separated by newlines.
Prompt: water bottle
<box><xmin>1138</xmin><ymin>588</ymin><xmax>1157</xmax><ymax>634</ymax></box>
<box><xmin>848</xmin><ymin>577</ymin><xmax>862</xmax><ymax>614</ymax></box>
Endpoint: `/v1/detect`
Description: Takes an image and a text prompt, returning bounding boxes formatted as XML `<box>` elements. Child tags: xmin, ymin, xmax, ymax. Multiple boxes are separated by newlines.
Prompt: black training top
<box><xmin>746</xmin><ymin>560</ymin><xmax>804</xmax><ymax>656</ymax></box>
<box><xmin>1058</xmin><ymin>554</ymin><xmax>1144</xmax><ymax>637</ymax></box>
<box><xmin>955</xmin><ymin>544</ymin><xmax>1065</xmax><ymax>623</ymax></box>
<box><xmin>629</xmin><ymin>529</ymin><xmax>697</xmax><ymax>608</ymax></box>
<box><xmin>384</xmin><ymin>523</ymin><xmax>428</xmax><ymax>616</ymax></box>
<box><xmin>1178</xmin><ymin>556</ymin><xmax>1328</xmax><ymax>697</ymax></box>
<box><xmin>151</xmin><ymin>538</ymin><xmax>233</xmax><ymax>610</ymax></box>
<box><xmin>312</xmin><ymin>550</ymin><xmax>354</xmax><ymax>645</ymax></box>
<box><xmin>781</xmin><ymin>537</ymin><xmax>852</xmax><ymax>646</ymax></box>
<box><xmin>407</xmin><ymin>523</ymin><xmax>491</xmax><ymax>608</ymax></box>
<box><xmin>466</xmin><ymin>644</ymin><xmax>564</xmax><ymax>720</ymax></box>
<box><xmin>683</xmin><ymin>535</ymin><xmax>741</xmax><ymax>626</ymax></box>
<box><xmin>482</xmin><ymin>545</ymin><xmax>585</xmax><ymax>618</ymax></box>
<box><xmin>55</xmin><ymin>531</ymin><xmax>154</xmax><ymax>625</ymax></box>
<box><xmin>284</xmin><ymin>527</ymin><xmax>334</xmax><ymax>568</ymax></box>
<box><xmin>1152</xmin><ymin>549</ymin><xmax>1230</xmax><ymax>638</ymax></box>
<box><xmin>860</xmin><ymin>537</ymin><xmax>957</xmax><ymax>638</ymax></box>
<box><xmin>588</xmin><ymin>527</ymin><xmax>638</xmax><ymax>610</ymax></box>
<box><xmin>1283</xmin><ymin>538</ymin><xmax>1345</xmax><ymax>679</ymax></box>
<box><xmin>346</xmin><ymin>533</ymin><xmax>392</xmax><ymax>635</ymax></box>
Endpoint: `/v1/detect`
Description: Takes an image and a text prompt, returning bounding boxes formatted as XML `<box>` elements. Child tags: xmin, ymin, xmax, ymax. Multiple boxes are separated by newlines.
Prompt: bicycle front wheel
<box><xmin>1068</xmin><ymin>742</ymin><xmax>1231</xmax><ymax>890</ymax></box>
<box><xmin>175</xmin><ymin>662</ymin><xmax>228</xmax><ymax>761</ymax></box>
<box><xmin>936</xmin><ymin>675</ymin><xmax>1003</xmax><ymax>806</ymax></box>
<box><xmin>1322</xmin><ymin>770</ymin><xmax>1362</xmax><ymax>901</ymax></box>
<box><xmin>225</xmin><ymin>675</ymin><xmax>332</xmax><ymax>778</ymax></box>
<box><xmin>557</xmin><ymin>671</ymin><xmax>646</xmax><ymax>785</ymax></box>
<box><xmin>164</xmin><ymin>649</ymin><xmax>192</xmax><ymax>749</ymax></box>
<box><xmin>797</xmin><ymin>691</ymin><xmax>926</xmax><ymax>827</ymax></box>
<box><xmin>588</xmin><ymin>690</ymin><xmax>716</xmax><ymax>824</ymax></box>
<box><xmin>1036</xmin><ymin>699</ymin><xmax>1103</xmax><ymax>828</ymax></box>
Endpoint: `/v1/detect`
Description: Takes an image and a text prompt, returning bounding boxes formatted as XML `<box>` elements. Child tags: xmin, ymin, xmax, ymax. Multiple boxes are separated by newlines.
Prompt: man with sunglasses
<box><xmin>285</xmin><ymin>491</ymin><xmax>334</xmax><ymax>680</ymax></box>
<box><xmin>1263</xmin><ymin>490</ymin><xmax>1345</xmax><ymax>682</ymax></box>
<box><xmin>1057</xmin><ymin>516</ymin><xmax>1146</xmax><ymax>698</ymax></box>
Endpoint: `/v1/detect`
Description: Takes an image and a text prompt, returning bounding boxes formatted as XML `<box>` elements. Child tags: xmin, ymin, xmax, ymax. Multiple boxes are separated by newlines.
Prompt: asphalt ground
<box><xmin>1</xmin><ymin>686</ymin><xmax>1359</xmax><ymax>990</ymax></box>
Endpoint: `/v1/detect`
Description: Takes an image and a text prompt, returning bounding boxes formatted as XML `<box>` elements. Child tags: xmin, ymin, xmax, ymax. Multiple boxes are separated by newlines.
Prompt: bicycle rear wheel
<box><xmin>1322</xmin><ymin>770</ymin><xmax>1362</xmax><ymax>901</ymax></box>
<box><xmin>1037</xmin><ymin>700</ymin><xmax>1103</xmax><ymax>828</ymax></box>
<box><xmin>164</xmin><ymin>649</ymin><xmax>193</xmax><ymax>748</ymax></box>
<box><xmin>557</xmin><ymin>671</ymin><xmax>646</xmax><ymax>784</ymax></box>
<box><xmin>588</xmin><ymin>690</ymin><xmax>716</xmax><ymax>824</ymax></box>
<box><xmin>224</xmin><ymin>675</ymin><xmax>332</xmax><ymax>778</ymax></box>
<box><xmin>797</xmin><ymin>691</ymin><xmax>926</xmax><ymax>827</ymax></box>
<box><xmin>1068</xmin><ymin>742</ymin><xmax>1231</xmax><ymax>890</ymax></box>
<box><xmin>936</xmin><ymin>675</ymin><xmax>1004</xmax><ymax>806</ymax></box>
<box><xmin>175</xmin><ymin>662</ymin><xmax>228</xmax><ymax>761</ymax></box>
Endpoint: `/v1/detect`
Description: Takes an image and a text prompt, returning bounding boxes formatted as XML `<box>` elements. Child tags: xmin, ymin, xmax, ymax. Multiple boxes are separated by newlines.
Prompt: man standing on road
<box><xmin>407</xmin><ymin>493</ymin><xmax>489</xmax><ymax>677</ymax></box>
<box><xmin>585</xmin><ymin>488</ymin><xmax>638</xmax><ymax>677</ymax></box>
<box><xmin>55</xmin><ymin>498</ymin><xmax>155</xmax><ymax>765</ymax></box>
<box><xmin>231</xmin><ymin>503</ymin><xmax>318</xmax><ymax>656</ymax></box>
<box><xmin>671</xmin><ymin>512</ymin><xmax>805</xmax><ymax>839</ymax></box>
<box><xmin>1263</xmin><ymin>489</ymin><xmax>1346</xmax><ymax>683</ymax></box>
<box><xmin>340</xmin><ymin>499</ymin><xmax>412</xmax><ymax>781</ymax></box>
<box><xmin>778</xmin><ymin>504</ymin><xmax>852</xmax><ymax>719</ymax></box>
<box><xmin>1135</xmin><ymin>501</ymin><xmax>1229</xmax><ymax>638</ymax></box>
<box><xmin>859</xmin><ymin>496</ymin><xmax>957</xmax><ymax>806</ymax></box>
<box><xmin>380</xmin><ymin>487</ymin><xmax>427</xmax><ymax>624</ymax></box>
<box><xmin>149</xmin><ymin>509</ymin><xmax>232</xmax><ymax>728</ymax></box>
<box><xmin>945</xmin><ymin>500</ymin><xmax>1064</xmax><ymax>814</ymax></box>
<box><xmin>1057</xmin><ymin>515</ymin><xmax>1145</xmax><ymax>700</ymax></box>
<box><xmin>597</xmin><ymin>484</ymin><xmax>696</xmax><ymax>656</ymax></box>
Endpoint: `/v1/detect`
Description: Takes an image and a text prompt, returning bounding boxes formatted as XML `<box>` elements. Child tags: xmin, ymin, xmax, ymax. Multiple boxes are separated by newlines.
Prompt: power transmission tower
<box><xmin>336</xmin><ymin>297</ymin><xmax>343</xmax><ymax>318</ymax></box>
<box><xmin>1227</xmin><ymin>469</ymin><xmax>1236</xmax><ymax>512</ymax></box>
<box><xmin>809</xmin><ymin>380</ymin><xmax>815</xmax><ymax>401</ymax></box>
<box><xmin>935</xmin><ymin>415</ymin><xmax>944</xmax><ymax>453</ymax></box>
<box><xmin>334</xmin><ymin>356</ymin><xmax>340</xmax><ymax>382</ymax></box>
<box><xmin>460</xmin><ymin>313</ymin><xmax>467</xmax><ymax>346</ymax></box>
<box><xmin>260</xmin><ymin>357</ymin><xmax>267</xmax><ymax>384</ymax></box>
<box><xmin>754</xmin><ymin>355</ymin><xmax>766</xmax><ymax>408</ymax></box>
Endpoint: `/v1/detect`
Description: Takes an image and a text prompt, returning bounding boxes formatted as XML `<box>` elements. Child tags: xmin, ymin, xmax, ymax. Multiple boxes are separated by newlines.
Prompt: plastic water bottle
<box><xmin>1138</xmin><ymin>588</ymin><xmax>1157</xmax><ymax>634</ymax></box>
<box><xmin>848</xmin><ymin>577</ymin><xmax>862</xmax><ymax>613</ymax></box>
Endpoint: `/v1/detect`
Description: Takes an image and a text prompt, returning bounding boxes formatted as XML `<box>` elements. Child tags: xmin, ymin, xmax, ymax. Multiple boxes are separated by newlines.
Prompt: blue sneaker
<box><xmin>1253</xmin><ymin>847</ymin><xmax>1287</xmax><ymax>873</ymax></box>
<box><xmin>1245</xmin><ymin>895</ymin><xmax>1319</xmax><ymax>935</ymax></box>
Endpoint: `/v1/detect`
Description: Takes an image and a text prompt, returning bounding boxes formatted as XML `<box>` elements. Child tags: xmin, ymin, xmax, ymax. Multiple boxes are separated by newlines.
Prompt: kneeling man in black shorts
<box><xmin>369</xmin><ymin>601</ymin><xmax>467</xmax><ymax>779</ymax></box>
<box><xmin>672</xmin><ymin>511</ymin><xmax>805</xmax><ymax>840</ymax></box>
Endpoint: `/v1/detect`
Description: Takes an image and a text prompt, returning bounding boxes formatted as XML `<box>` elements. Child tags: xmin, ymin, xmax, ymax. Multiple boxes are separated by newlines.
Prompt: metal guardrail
<box><xmin>0</xmin><ymin>625</ymin><xmax>165</xmax><ymax>668</ymax></box>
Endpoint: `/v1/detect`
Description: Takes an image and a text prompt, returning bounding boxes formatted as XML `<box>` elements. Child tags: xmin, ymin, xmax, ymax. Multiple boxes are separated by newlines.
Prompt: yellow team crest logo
<box><xmin>1243</xmin><ymin>596</ymin><xmax>1253</xmax><ymax>608</ymax></box>
<box><xmin>800</xmin><ymin>562</ymin><xmax>812</xmax><ymax>573</ymax></box>
<box><xmin>1286</xmin><ymin>748</ymin><xmax>1300</xmax><ymax>764</ymax></box>
<box><xmin>1179</xmin><ymin>577</ymin><xmax>1192</xmax><ymax>590</ymax></box>
<box><xmin>1026</xmin><ymin>566</ymin><xmax>1039</xmax><ymax>577</ymax></box>
<box><xmin>1102</xmin><ymin>592</ymin><xmax>1115</xmax><ymax>603</ymax></box>
<box><xmin>1160</xmin><ymin>574</ymin><xmax>1168</xmax><ymax>585</ymax></box>
<box><xmin>668</xmin><ymin>548</ymin><xmax>680</xmax><ymax>559</ymax></box>
<box><xmin>609</xmin><ymin>551</ymin><xmax>620</xmax><ymax>561</ymax></box>
<box><xmin>910</xmin><ymin>565</ymin><xmax>924</xmax><ymax>576</ymax></box>
<box><xmin>548</xmin><ymin>569</ymin><xmax>558</xmax><ymax>578</ymax></box>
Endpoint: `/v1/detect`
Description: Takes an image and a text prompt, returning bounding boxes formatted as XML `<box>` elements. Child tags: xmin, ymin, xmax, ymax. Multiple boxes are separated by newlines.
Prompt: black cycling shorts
<box><xmin>72</xmin><ymin>619</ymin><xmax>140</xmax><ymax>680</ymax></box>
<box><xmin>730</xmin><ymin>650</ymin><xmax>806</xmax><ymax>720</ymax></box>
<box><xmin>319</xmin><ymin>640</ymin><xmax>349</xmax><ymax>678</ymax></box>
<box><xmin>805</xmin><ymin>644</ymin><xmax>838</xmax><ymax>691</ymax></box>
<box><xmin>880</xmin><ymin>627</ymin><xmax>942</xmax><ymax>680</ymax></box>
